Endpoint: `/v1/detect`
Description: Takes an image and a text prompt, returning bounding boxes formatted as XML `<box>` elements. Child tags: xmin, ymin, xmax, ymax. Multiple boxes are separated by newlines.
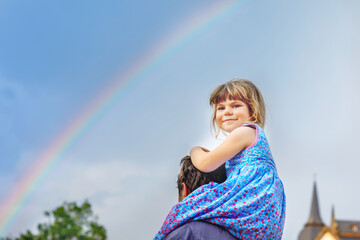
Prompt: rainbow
<box><xmin>0</xmin><ymin>0</ymin><xmax>250</xmax><ymax>236</ymax></box>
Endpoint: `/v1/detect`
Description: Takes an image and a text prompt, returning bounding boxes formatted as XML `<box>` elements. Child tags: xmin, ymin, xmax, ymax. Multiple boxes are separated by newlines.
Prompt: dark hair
<box><xmin>177</xmin><ymin>155</ymin><xmax>227</xmax><ymax>196</ymax></box>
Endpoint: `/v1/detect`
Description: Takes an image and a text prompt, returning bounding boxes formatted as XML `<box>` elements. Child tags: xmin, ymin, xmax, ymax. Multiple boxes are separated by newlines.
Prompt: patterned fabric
<box><xmin>154</xmin><ymin>124</ymin><xmax>286</xmax><ymax>240</ymax></box>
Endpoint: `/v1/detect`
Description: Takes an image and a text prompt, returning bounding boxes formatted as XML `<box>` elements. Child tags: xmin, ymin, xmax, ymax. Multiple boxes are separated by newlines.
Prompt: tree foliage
<box><xmin>2</xmin><ymin>200</ymin><xmax>106</xmax><ymax>240</ymax></box>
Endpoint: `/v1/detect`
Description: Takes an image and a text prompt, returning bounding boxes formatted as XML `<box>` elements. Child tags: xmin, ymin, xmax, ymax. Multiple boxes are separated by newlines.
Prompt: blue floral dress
<box><xmin>154</xmin><ymin>124</ymin><xmax>286</xmax><ymax>240</ymax></box>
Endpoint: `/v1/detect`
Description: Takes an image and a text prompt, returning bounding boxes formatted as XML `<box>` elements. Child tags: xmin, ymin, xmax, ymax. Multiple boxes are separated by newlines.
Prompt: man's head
<box><xmin>177</xmin><ymin>155</ymin><xmax>227</xmax><ymax>202</ymax></box>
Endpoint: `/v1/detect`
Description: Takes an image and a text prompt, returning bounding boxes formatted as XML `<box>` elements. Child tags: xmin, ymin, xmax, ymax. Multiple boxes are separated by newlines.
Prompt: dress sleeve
<box><xmin>242</xmin><ymin>123</ymin><xmax>259</xmax><ymax>150</ymax></box>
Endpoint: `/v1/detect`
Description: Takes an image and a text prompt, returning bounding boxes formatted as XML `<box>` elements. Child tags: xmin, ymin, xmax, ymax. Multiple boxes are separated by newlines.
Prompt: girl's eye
<box><xmin>217</xmin><ymin>107</ymin><xmax>225</xmax><ymax>110</ymax></box>
<box><xmin>233</xmin><ymin>104</ymin><xmax>241</xmax><ymax>108</ymax></box>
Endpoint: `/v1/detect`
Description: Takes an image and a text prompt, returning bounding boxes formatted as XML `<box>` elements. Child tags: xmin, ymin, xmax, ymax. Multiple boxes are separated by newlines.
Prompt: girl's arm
<box><xmin>190</xmin><ymin>126</ymin><xmax>256</xmax><ymax>172</ymax></box>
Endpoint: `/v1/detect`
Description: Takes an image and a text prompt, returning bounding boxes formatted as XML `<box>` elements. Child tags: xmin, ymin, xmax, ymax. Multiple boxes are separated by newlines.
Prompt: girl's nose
<box><xmin>224</xmin><ymin>107</ymin><xmax>233</xmax><ymax>115</ymax></box>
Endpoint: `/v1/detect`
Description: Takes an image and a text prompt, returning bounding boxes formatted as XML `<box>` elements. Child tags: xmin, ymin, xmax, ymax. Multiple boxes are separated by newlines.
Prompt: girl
<box><xmin>154</xmin><ymin>79</ymin><xmax>286</xmax><ymax>240</ymax></box>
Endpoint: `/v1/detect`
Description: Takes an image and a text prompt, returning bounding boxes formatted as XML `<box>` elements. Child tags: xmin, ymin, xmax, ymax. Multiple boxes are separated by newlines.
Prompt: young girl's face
<box><xmin>215</xmin><ymin>98</ymin><xmax>251</xmax><ymax>133</ymax></box>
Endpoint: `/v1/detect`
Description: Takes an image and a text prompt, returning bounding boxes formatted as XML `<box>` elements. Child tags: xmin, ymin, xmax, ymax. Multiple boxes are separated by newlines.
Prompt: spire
<box><xmin>305</xmin><ymin>181</ymin><xmax>324</xmax><ymax>226</ymax></box>
<box><xmin>330</xmin><ymin>205</ymin><xmax>339</xmax><ymax>235</ymax></box>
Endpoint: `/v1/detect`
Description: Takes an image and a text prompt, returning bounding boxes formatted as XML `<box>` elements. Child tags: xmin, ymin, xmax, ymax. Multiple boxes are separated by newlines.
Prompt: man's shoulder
<box><xmin>164</xmin><ymin>221</ymin><xmax>238</xmax><ymax>240</ymax></box>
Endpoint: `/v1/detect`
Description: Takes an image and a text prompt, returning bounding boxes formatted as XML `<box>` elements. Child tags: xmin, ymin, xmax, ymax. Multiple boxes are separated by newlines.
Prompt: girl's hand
<box><xmin>190</xmin><ymin>146</ymin><xmax>208</xmax><ymax>168</ymax></box>
<box><xmin>190</xmin><ymin>146</ymin><xmax>210</xmax><ymax>153</ymax></box>
<box><xmin>190</xmin><ymin>146</ymin><xmax>210</xmax><ymax>158</ymax></box>
<box><xmin>190</xmin><ymin>126</ymin><xmax>256</xmax><ymax>172</ymax></box>
<box><xmin>190</xmin><ymin>146</ymin><xmax>205</xmax><ymax>156</ymax></box>
<box><xmin>201</xmin><ymin>147</ymin><xmax>210</xmax><ymax>152</ymax></box>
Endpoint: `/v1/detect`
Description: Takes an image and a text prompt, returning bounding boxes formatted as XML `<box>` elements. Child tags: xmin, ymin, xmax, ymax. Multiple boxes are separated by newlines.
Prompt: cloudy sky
<box><xmin>1</xmin><ymin>0</ymin><xmax>360</xmax><ymax>239</ymax></box>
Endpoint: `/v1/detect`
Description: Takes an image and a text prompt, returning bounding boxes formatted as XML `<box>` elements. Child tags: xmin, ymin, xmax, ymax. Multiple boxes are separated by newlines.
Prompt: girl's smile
<box><xmin>215</xmin><ymin>98</ymin><xmax>251</xmax><ymax>133</ymax></box>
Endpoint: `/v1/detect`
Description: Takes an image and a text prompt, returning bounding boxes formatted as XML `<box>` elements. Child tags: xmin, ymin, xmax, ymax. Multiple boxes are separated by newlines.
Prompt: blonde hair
<box><xmin>209</xmin><ymin>79</ymin><xmax>266</xmax><ymax>136</ymax></box>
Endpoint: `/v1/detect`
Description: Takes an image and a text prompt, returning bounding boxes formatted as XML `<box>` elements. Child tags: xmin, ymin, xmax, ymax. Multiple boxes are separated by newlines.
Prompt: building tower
<box><xmin>298</xmin><ymin>181</ymin><xmax>325</xmax><ymax>240</ymax></box>
<box><xmin>298</xmin><ymin>182</ymin><xmax>360</xmax><ymax>240</ymax></box>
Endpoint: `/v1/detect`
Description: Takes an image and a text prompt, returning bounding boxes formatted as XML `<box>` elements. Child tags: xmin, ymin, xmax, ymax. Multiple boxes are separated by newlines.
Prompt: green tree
<box><xmin>2</xmin><ymin>200</ymin><xmax>106</xmax><ymax>240</ymax></box>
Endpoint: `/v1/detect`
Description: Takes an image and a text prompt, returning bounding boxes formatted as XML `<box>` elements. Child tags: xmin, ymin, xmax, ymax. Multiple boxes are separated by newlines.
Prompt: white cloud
<box><xmin>5</xmin><ymin>157</ymin><xmax>156</xmax><ymax>238</ymax></box>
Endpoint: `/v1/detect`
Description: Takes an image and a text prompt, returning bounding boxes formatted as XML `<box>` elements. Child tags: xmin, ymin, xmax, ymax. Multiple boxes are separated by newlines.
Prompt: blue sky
<box><xmin>1</xmin><ymin>0</ymin><xmax>360</xmax><ymax>239</ymax></box>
